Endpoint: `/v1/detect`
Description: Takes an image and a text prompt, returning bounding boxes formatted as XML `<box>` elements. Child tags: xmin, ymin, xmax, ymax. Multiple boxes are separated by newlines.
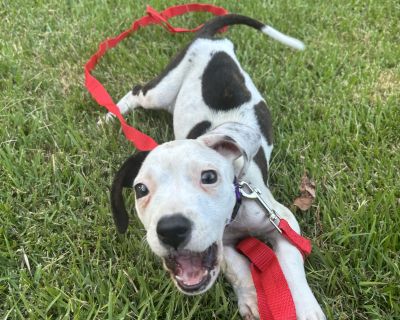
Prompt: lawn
<box><xmin>1</xmin><ymin>0</ymin><xmax>399</xmax><ymax>319</ymax></box>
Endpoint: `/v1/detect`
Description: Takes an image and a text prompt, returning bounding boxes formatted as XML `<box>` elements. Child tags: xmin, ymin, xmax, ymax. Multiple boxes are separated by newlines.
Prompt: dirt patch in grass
<box><xmin>370</xmin><ymin>69</ymin><xmax>400</xmax><ymax>103</ymax></box>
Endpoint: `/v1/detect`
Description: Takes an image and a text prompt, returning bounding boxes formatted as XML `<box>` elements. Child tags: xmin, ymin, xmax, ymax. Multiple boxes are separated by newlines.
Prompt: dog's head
<box><xmin>111</xmin><ymin>122</ymin><xmax>261</xmax><ymax>295</ymax></box>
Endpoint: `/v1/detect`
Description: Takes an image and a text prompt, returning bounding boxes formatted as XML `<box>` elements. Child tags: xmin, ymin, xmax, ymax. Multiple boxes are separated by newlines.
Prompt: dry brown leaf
<box><xmin>293</xmin><ymin>196</ymin><xmax>314</xmax><ymax>211</ymax></box>
<box><xmin>293</xmin><ymin>171</ymin><xmax>316</xmax><ymax>211</ymax></box>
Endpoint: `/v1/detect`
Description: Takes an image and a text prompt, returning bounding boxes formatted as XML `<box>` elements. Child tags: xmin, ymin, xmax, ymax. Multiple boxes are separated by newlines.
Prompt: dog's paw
<box><xmin>297</xmin><ymin>305</ymin><xmax>326</xmax><ymax>320</ymax></box>
<box><xmin>97</xmin><ymin>112</ymin><xmax>115</xmax><ymax>126</ymax></box>
<box><xmin>237</xmin><ymin>290</ymin><xmax>260</xmax><ymax>320</ymax></box>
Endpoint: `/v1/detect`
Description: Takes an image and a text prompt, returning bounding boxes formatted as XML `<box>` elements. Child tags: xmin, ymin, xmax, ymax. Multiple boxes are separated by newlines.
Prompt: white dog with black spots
<box><xmin>107</xmin><ymin>14</ymin><xmax>325</xmax><ymax>320</ymax></box>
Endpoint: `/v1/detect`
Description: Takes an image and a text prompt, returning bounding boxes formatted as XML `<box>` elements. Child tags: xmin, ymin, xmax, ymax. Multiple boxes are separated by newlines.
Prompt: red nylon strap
<box><xmin>279</xmin><ymin>219</ymin><xmax>312</xmax><ymax>257</ymax></box>
<box><xmin>237</xmin><ymin>237</ymin><xmax>297</xmax><ymax>320</ymax></box>
<box><xmin>84</xmin><ymin>4</ymin><xmax>228</xmax><ymax>151</ymax></box>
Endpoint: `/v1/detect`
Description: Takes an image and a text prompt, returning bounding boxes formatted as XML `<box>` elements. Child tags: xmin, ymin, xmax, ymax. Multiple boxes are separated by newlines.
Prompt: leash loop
<box><xmin>145</xmin><ymin>5</ymin><xmax>202</xmax><ymax>33</ymax></box>
<box><xmin>237</xmin><ymin>238</ymin><xmax>297</xmax><ymax>320</ymax></box>
<box><xmin>84</xmin><ymin>4</ymin><xmax>228</xmax><ymax>151</ymax></box>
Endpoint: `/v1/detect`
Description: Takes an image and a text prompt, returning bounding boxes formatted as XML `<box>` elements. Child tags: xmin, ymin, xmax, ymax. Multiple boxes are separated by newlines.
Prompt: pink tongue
<box><xmin>176</xmin><ymin>255</ymin><xmax>205</xmax><ymax>286</ymax></box>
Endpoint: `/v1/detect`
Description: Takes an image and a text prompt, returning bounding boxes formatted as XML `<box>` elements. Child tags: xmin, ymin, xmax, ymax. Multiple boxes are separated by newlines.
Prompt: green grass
<box><xmin>1</xmin><ymin>0</ymin><xmax>399</xmax><ymax>319</ymax></box>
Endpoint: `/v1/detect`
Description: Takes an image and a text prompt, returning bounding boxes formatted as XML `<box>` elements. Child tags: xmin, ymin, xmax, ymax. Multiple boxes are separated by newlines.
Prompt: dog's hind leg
<box><xmin>99</xmin><ymin>44</ymin><xmax>192</xmax><ymax>124</ymax></box>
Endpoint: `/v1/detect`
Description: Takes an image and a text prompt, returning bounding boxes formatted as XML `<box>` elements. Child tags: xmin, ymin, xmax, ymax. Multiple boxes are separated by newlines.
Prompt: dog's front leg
<box><xmin>267</xmin><ymin>205</ymin><xmax>326</xmax><ymax>320</ymax></box>
<box><xmin>98</xmin><ymin>44</ymin><xmax>193</xmax><ymax>125</ymax></box>
<box><xmin>222</xmin><ymin>245</ymin><xmax>259</xmax><ymax>320</ymax></box>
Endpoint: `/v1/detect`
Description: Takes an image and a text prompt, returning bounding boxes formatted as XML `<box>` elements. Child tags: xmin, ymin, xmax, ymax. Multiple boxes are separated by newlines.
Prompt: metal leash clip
<box><xmin>238</xmin><ymin>181</ymin><xmax>282</xmax><ymax>233</ymax></box>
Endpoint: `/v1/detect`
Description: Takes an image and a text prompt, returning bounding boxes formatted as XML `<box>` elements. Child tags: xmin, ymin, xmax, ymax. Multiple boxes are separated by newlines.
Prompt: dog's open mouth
<box><xmin>164</xmin><ymin>243</ymin><xmax>218</xmax><ymax>293</ymax></box>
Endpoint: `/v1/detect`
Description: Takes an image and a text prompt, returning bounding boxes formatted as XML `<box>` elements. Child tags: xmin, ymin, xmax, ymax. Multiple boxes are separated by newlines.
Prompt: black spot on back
<box><xmin>254</xmin><ymin>148</ymin><xmax>269</xmax><ymax>186</ymax></box>
<box><xmin>186</xmin><ymin>121</ymin><xmax>212</xmax><ymax>139</ymax></box>
<box><xmin>254</xmin><ymin>101</ymin><xmax>273</xmax><ymax>145</ymax></box>
<box><xmin>202</xmin><ymin>52</ymin><xmax>251</xmax><ymax>111</ymax></box>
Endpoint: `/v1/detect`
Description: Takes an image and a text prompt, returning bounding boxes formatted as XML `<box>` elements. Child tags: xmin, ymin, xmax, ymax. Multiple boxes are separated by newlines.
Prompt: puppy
<box><xmin>109</xmin><ymin>14</ymin><xmax>325</xmax><ymax>320</ymax></box>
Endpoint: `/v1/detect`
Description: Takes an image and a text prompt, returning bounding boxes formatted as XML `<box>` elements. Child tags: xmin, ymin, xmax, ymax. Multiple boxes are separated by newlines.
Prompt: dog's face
<box><xmin>134</xmin><ymin>139</ymin><xmax>236</xmax><ymax>294</ymax></box>
<box><xmin>111</xmin><ymin>123</ymin><xmax>260</xmax><ymax>295</ymax></box>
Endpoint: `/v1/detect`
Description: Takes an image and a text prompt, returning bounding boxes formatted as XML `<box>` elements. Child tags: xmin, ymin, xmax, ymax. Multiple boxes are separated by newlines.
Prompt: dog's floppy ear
<box><xmin>198</xmin><ymin>122</ymin><xmax>261</xmax><ymax>176</ymax></box>
<box><xmin>110</xmin><ymin>151</ymin><xmax>149</xmax><ymax>233</ymax></box>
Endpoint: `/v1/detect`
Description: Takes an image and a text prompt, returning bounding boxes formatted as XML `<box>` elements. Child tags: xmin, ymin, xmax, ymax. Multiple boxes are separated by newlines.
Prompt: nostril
<box><xmin>156</xmin><ymin>214</ymin><xmax>192</xmax><ymax>249</ymax></box>
<box><xmin>173</xmin><ymin>228</ymin><xmax>189</xmax><ymax>238</ymax></box>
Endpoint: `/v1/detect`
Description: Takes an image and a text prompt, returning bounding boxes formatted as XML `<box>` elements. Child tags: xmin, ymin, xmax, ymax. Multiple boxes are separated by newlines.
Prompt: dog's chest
<box><xmin>223</xmin><ymin>203</ymin><xmax>277</xmax><ymax>245</ymax></box>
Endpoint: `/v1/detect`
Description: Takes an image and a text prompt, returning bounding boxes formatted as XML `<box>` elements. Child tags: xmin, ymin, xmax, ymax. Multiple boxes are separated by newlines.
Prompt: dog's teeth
<box><xmin>203</xmin><ymin>270</ymin><xmax>209</xmax><ymax>276</ymax></box>
<box><xmin>175</xmin><ymin>275</ymin><xmax>183</xmax><ymax>281</ymax></box>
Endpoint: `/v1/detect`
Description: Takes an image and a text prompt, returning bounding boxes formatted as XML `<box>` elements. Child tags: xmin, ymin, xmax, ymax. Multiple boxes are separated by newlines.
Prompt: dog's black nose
<box><xmin>156</xmin><ymin>214</ymin><xmax>192</xmax><ymax>249</ymax></box>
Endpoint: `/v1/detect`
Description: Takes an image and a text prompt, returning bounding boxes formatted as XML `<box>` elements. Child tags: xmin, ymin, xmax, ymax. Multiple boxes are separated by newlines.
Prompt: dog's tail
<box><xmin>195</xmin><ymin>14</ymin><xmax>305</xmax><ymax>50</ymax></box>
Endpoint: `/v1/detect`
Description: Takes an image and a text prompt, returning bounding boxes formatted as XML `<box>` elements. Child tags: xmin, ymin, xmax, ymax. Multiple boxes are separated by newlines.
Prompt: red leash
<box><xmin>237</xmin><ymin>232</ymin><xmax>311</xmax><ymax>320</ymax></box>
<box><xmin>235</xmin><ymin>181</ymin><xmax>312</xmax><ymax>319</ymax></box>
<box><xmin>84</xmin><ymin>4</ymin><xmax>227</xmax><ymax>151</ymax></box>
<box><xmin>84</xmin><ymin>4</ymin><xmax>312</xmax><ymax>319</ymax></box>
<box><xmin>237</xmin><ymin>238</ymin><xmax>296</xmax><ymax>320</ymax></box>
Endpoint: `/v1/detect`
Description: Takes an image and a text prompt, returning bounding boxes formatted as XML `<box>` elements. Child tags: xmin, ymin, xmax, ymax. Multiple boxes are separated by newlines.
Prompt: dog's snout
<box><xmin>157</xmin><ymin>214</ymin><xmax>192</xmax><ymax>249</ymax></box>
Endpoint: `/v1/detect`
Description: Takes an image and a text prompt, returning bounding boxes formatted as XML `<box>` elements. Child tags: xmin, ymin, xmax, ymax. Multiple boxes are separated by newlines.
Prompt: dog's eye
<box><xmin>134</xmin><ymin>183</ymin><xmax>149</xmax><ymax>198</ymax></box>
<box><xmin>201</xmin><ymin>170</ymin><xmax>218</xmax><ymax>184</ymax></box>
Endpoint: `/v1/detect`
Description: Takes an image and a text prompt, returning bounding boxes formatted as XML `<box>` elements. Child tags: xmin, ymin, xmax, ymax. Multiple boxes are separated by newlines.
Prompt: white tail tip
<box><xmin>262</xmin><ymin>25</ymin><xmax>305</xmax><ymax>50</ymax></box>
